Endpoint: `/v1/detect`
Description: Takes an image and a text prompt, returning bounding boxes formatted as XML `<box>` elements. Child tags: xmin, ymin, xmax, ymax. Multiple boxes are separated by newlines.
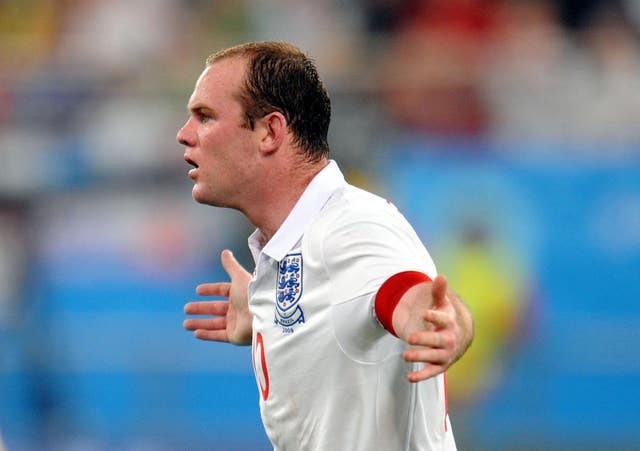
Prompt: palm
<box><xmin>398</xmin><ymin>275</ymin><xmax>459</xmax><ymax>382</ymax></box>
<box><xmin>183</xmin><ymin>250</ymin><xmax>253</xmax><ymax>345</ymax></box>
<box><xmin>225</xmin><ymin>258</ymin><xmax>252</xmax><ymax>343</ymax></box>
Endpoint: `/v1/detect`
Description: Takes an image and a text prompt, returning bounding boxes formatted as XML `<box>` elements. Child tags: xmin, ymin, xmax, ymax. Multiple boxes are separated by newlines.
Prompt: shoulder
<box><xmin>303</xmin><ymin>183</ymin><xmax>434</xmax><ymax>273</ymax></box>
<box><xmin>315</xmin><ymin>184</ymin><xmax>409</xmax><ymax>233</ymax></box>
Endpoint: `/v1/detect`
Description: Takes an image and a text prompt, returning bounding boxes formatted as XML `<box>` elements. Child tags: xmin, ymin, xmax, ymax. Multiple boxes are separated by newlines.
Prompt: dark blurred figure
<box><xmin>557</xmin><ymin>0</ymin><xmax>616</xmax><ymax>31</ymax></box>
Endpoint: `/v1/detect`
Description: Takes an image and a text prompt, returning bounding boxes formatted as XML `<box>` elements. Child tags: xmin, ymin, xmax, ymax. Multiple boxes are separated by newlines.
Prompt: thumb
<box><xmin>431</xmin><ymin>274</ymin><xmax>449</xmax><ymax>309</ymax></box>
<box><xmin>220</xmin><ymin>250</ymin><xmax>248</xmax><ymax>280</ymax></box>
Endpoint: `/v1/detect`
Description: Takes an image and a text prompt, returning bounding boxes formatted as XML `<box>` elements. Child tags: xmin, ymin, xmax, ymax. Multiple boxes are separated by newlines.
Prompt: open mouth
<box><xmin>185</xmin><ymin>155</ymin><xmax>199</xmax><ymax>179</ymax></box>
<box><xmin>184</xmin><ymin>156</ymin><xmax>198</xmax><ymax>169</ymax></box>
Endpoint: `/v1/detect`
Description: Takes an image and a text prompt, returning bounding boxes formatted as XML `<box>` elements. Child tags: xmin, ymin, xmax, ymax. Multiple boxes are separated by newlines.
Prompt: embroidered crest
<box><xmin>275</xmin><ymin>253</ymin><xmax>304</xmax><ymax>332</ymax></box>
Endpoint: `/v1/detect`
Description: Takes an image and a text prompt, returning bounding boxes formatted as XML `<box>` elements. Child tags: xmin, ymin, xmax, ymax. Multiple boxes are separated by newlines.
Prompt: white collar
<box><xmin>248</xmin><ymin>160</ymin><xmax>346</xmax><ymax>264</ymax></box>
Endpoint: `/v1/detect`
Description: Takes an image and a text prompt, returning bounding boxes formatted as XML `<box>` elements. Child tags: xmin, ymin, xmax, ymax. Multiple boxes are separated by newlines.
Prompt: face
<box><xmin>177</xmin><ymin>57</ymin><xmax>260</xmax><ymax>209</ymax></box>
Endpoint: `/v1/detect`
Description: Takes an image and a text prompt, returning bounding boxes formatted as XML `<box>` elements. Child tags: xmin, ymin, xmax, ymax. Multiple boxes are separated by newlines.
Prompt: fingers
<box><xmin>196</xmin><ymin>249</ymin><xmax>248</xmax><ymax>294</ymax></box>
<box><xmin>431</xmin><ymin>274</ymin><xmax>448</xmax><ymax>308</ymax></box>
<box><xmin>184</xmin><ymin>299</ymin><xmax>230</xmax><ymax>342</ymax></box>
<box><xmin>184</xmin><ymin>300</ymin><xmax>229</xmax><ymax>316</ymax></box>
<box><xmin>404</xmin><ymin>347</ymin><xmax>450</xmax><ymax>365</ymax></box>
<box><xmin>405</xmin><ymin>328</ymin><xmax>455</xmax><ymax>382</ymax></box>
<box><xmin>422</xmin><ymin>309</ymin><xmax>454</xmax><ymax>330</ymax></box>
<box><xmin>196</xmin><ymin>282</ymin><xmax>231</xmax><ymax>297</ymax></box>
<box><xmin>183</xmin><ymin>317</ymin><xmax>226</xmax><ymax>331</ymax></box>
<box><xmin>401</xmin><ymin>274</ymin><xmax>458</xmax><ymax>383</ymax></box>
<box><xmin>407</xmin><ymin>330</ymin><xmax>455</xmax><ymax>350</ymax></box>
<box><xmin>221</xmin><ymin>250</ymin><xmax>250</xmax><ymax>280</ymax></box>
<box><xmin>407</xmin><ymin>364</ymin><xmax>445</xmax><ymax>383</ymax></box>
<box><xmin>193</xmin><ymin>329</ymin><xmax>230</xmax><ymax>342</ymax></box>
<box><xmin>403</xmin><ymin>347</ymin><xmax>450</xmax><ymax>382</ymax></box>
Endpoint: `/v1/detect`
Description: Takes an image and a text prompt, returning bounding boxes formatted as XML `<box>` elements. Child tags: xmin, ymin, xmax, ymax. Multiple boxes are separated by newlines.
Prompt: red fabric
<box><xmin>444</xmin><ymin>371</ymin><xmax>449</xmax><ymax>431</ymax></box>
<box><xmin>374</xmin><ymin>271</ymin><xmax>432</xmax><ymax>337</ymax></box>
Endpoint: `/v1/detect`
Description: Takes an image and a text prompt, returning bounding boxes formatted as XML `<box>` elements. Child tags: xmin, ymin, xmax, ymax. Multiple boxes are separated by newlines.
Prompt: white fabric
<box><xmin>248</xmin><ymin>161</ymin><xmax>456</xmax><ymax>451</ymax></box>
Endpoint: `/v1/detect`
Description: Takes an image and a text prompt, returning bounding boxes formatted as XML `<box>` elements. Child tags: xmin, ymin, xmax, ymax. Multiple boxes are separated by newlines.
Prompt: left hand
<box><xmin>402</xmin><ymin>275</ymin><xmax>461</xmax><ymax>382</ymax></box>
<box><xmin>183</xmin><ymin>250</ymin><xmax>253</xmax><ymax>345</ymax></box>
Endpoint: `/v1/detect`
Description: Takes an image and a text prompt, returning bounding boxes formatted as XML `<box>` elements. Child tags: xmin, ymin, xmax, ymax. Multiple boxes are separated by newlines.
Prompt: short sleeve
<box><xmin>322</xmin><ymin>213</ymin><xmax>436</xmax><ymax>302</ymax></box>
<box><xmin>320</xmin><ymin>208</ymin><xmax>436</xmax><ymax>362</ymax></box>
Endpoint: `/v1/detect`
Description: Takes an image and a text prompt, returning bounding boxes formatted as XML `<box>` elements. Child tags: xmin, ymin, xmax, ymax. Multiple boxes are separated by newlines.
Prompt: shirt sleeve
<box><xmin>322</xmin><ymin>212</ymin><xmax>436</xmax><ymax>301</ymax></box>
<box><xmin>320</xmin><ymin>208</ymin><xmax>437</xmax><ymax>362</ymax></box>
<box><xmin>374</xmin><ymin>270</ymin><xmax>432</xmax><ymax>337</ymax></box>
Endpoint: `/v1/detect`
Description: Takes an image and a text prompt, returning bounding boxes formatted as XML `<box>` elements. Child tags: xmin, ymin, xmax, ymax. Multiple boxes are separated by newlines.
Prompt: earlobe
<box><xmin>259</xmin><ymin>112</ymin><xmax>286</xmax><ymax>154</ymax></box>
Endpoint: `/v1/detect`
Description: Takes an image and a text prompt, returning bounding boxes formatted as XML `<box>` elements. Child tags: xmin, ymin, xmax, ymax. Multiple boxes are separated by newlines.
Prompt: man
<box><xmin>178</xmin><ymin>42</ymin><xmax>473</xmax><ymax>450</ymax></box>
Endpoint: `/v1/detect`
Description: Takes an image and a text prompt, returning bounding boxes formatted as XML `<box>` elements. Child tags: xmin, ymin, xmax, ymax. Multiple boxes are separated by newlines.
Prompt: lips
<box><xmin>184</xmin><ymin>155</ymin><xmax>198</xmax><ymax>178</ymax></box>
<box><xmin>184</xmin><ymin>155</ymin><xmax>198</xmax><ymax>168</ymax></box>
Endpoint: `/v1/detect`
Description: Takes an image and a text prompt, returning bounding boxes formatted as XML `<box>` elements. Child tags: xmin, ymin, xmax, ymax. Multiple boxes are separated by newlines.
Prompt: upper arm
<box><xmin>317</xmin><ymin>208</ymin><xmax>437</xmax><ymax>356</ymax></box>
<box><xmin>321</xmin><ymin>212</ymin><xmax>436</xmax><ymax>304</ymax></box>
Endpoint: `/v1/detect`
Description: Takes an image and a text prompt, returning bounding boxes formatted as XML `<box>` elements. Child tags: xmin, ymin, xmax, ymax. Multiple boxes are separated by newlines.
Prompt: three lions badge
<box><xmin>275</xmin><ymin>253</ymin><xmax>305</xmax><ymax>332</ymax></box>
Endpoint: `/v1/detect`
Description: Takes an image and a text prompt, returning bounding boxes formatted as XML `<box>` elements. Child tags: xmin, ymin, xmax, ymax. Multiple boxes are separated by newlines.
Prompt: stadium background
<box><xmin>1</xmin><ymin>0</ymin><xmax>639</xmax><ymax>449</ymax></box>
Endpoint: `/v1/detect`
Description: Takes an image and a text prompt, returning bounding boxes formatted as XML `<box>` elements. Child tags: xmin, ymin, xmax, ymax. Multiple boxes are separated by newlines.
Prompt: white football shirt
<box><xmin>247</xmin><ymin>161</ymin><xmax>456</xmax><ymax>451</ymax></box>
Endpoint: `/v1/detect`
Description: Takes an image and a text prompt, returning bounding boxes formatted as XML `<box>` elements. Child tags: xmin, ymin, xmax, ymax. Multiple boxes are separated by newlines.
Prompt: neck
<box><xmin>245</xmin><ymin>158</ymin><xmax>329</xmax><ymax>242</ymax></box>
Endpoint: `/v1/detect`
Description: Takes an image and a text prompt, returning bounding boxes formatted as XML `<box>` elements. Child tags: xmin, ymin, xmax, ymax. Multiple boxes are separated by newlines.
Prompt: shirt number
<box><xmin>253</xmin><ymin>332</ymin><xmax>270</xmax><ymax>401</ymax></box>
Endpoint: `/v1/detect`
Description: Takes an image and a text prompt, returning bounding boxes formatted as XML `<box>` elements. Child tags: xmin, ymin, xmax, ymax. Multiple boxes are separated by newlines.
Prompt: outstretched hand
<box><xmin>400</xmin><ymin>275</ymin><xmax>470</xmax><ymax>382</ymax></box>
<box><xmin>183</xmin><ymin>250</ymin><xmax>253</xmax><ymax>345</ymax></box>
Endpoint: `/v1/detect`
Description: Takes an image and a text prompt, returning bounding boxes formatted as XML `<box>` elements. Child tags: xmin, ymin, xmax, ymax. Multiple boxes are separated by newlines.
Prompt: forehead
<box><xmin>188</xmin><ymin>57</ymin><xmax>247</xmax><ymax>107</ymax></box>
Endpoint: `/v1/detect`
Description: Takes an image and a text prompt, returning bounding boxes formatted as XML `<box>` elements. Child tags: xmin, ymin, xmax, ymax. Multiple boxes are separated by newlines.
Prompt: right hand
<box><xmin>183</xmin><ymin>250</ymin><xmax>253</xmax><ymax>345</ymax></box>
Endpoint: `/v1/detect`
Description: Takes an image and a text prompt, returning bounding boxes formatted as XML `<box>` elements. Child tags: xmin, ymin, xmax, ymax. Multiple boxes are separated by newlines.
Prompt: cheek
<box><xmin>198</xmin><ymin>124</ymin><xmax>256</xmax><ymax>172</ymax></box>
<box><xmin>200</xmin><ymin>125</ymin><xmax>239</xmax><ymax>152</ymax></box>
<box><xmin>198</xmin><ymin>127</ymin><xmax>219</xmax><ymax>149</ymax></box>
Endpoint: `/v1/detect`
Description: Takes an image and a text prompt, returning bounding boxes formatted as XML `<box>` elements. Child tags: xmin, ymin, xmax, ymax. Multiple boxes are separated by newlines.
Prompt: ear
<box><xmin>257</xmin><ymin>111</ymin><xmax>287</xmax><ymax>155</ymax></box>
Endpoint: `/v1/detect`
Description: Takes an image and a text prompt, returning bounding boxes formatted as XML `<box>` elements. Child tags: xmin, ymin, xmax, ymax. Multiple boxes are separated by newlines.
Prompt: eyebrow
<box><xmin>187</xmin><ymin>102</ymin><xmax>210</xmax><ymax>112</ymax></box>
<box><xmin>187</xmin><ymin>104</ymin><xmax>218</xmax><ymax>119</ymax></box>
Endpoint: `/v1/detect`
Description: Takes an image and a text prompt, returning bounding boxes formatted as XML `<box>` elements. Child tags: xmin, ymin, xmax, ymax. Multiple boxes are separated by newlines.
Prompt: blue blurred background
<box><xmin>1</xmin><ymin>1</ymin><xmax>639</xmax><ymax>450</ymax></box>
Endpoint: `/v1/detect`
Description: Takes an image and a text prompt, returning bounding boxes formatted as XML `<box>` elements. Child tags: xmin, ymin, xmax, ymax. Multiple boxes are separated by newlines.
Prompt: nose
<box><xmin>177</xmin><ymin>119</ymin><xmax>196</xmax><ymax>147</ymax></box>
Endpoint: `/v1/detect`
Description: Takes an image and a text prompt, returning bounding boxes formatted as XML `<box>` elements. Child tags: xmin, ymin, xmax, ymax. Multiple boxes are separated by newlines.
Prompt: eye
<box><xmin>198</xmin><ymin>111</ymin><xmax>212</xmax><ymax>123</ymax></box>
<box><xmin>190</xmin><ymin>108</ymin><xmax>214</xmax><ymax>124</ymax></box>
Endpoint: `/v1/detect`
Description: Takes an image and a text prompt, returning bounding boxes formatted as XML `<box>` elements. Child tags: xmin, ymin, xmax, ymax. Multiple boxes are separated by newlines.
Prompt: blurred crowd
<box><xmin>1</xmin><ymin>0</ymin><xmax>640</xmax><ymax>200</ymax></box>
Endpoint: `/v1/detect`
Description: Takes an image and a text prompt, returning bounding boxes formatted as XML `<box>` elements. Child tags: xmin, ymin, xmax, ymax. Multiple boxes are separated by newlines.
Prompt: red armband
<box><xmin>374</xmin><ymin>271</ymin><xmax>432</xmax><ymax>337</ymax></box>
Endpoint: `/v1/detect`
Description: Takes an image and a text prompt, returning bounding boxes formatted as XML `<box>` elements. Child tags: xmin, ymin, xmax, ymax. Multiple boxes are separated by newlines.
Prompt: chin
<box><xmin>191</xmin><ymin>187</ymin><xmax>209</xmax><ymax>204</ymax></box>
<box><xmin>192</xmin><ymin>187</ymin><xmax>224</xmax><ymax>207</ymax></box>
